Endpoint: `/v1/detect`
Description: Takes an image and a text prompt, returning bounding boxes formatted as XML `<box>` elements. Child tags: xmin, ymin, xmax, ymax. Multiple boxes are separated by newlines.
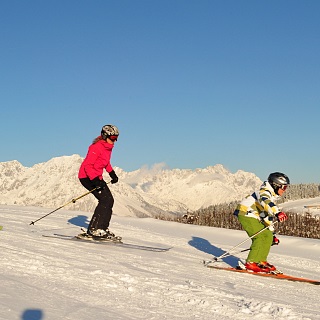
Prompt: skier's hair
<box><xmin>92</xmin><ymin>136</ymin><xmax>103</xmax><ymax>144</ymax></box>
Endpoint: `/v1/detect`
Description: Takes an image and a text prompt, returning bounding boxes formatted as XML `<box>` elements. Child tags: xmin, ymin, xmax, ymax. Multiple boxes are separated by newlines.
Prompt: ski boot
<box><xmin>260</xmin><ymin>261</ymin><xmax>282</xmax><ymax>274</ymax></box>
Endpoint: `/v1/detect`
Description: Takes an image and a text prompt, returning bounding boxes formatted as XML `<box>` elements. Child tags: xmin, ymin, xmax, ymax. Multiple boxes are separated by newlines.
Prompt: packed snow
<box><xmin>282</xmin><ymin>197</ymin><xmax>320</xmax><ymax>216</ymax></box>
<box><xmin>1</xmin><ymin>204</ymin><xmax>319</xmax><ymax>320</ymax></box>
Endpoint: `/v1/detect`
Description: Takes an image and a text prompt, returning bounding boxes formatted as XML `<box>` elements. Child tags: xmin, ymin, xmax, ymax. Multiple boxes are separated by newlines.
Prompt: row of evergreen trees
<box><xmin>280</xmin><ymin>183</ymin><xmax>320</xmax><ymax>203</ymax></box>
<box><xmin>171</xmin><ymin>184</ymin><xmax>320</xmax><ymax>239</ymax></box>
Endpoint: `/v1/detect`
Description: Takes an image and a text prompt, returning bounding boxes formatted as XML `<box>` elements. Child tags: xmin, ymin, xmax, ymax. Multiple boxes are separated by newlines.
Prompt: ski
<box><xmin>42</xmin><ymin>234</ymin><xmax>171</xmax><ymax>252</ymax></box>
<box><xmin>207</xmin><ymin>264</ymin><xmax>320</xmax><ymax>285</ymax></box>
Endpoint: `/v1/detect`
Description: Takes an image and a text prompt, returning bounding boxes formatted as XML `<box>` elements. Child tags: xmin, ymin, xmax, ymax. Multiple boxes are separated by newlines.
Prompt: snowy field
<box><xmin>282</xmin><ymin>197</ymin><xmax>320</xmax><ymax>216</ymax></box>
<box><xmin>1</xmin><ymin>204</ymin><xmax>319</xmax><ymax>320</ymax></box>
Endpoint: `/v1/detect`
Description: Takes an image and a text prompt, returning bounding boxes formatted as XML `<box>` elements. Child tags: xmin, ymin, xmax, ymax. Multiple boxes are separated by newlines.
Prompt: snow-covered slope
<box><xmin>0</xmin><ymin>155</ymin><xmax>262</xmax><ymax>217</ymax></box>
<box><xmin>281</xmin><ymin>197</ymin><xmax>320</xmax><ymax>216</ymax></box>
<box><xmin>1</xmin><ymin>205</ymin><xmax>319</xmax><ymax>320</ymax></box>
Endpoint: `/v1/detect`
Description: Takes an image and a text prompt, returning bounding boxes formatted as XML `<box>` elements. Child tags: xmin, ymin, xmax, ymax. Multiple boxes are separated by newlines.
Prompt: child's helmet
<box><xmin>268</xmin><ymin>172</ymin><xmax>290</xmax><ymax>193</ymax></box>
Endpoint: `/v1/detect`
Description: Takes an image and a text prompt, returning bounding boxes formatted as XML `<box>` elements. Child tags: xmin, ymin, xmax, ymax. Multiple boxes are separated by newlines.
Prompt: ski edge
<box><xmin>42</xmin><ymin>234</ymin><xmax>171</xmax><ymax>252</ymax></box>
<box><xmin>207</xmin><ymin>265</ymin><xmax>320</xmax><ymax>285</ymax></box>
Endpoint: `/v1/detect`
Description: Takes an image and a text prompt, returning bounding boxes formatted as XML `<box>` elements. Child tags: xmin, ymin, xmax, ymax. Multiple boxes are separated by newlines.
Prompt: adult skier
<box><xmin>78</xmin><ymin>124</ymin><xmax>119</xmax><ymax>238</ymax></box>
<box><xmin>234</xmin><ymin>172</ymin><xmax>290</xmax><ymax>273</ymax></box>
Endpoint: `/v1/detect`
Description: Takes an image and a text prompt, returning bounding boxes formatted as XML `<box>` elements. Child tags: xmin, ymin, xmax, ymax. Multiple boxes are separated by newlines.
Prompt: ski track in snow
<box><xmin>0</xmin><ymin>205</ymin><xmax>319</xmax><ymax>320</ymax></box>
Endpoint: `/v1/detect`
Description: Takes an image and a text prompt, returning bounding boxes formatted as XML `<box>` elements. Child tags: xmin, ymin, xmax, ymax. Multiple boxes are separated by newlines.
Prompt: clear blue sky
<box><xmin>1</xmin><ymin>0</ymin><xmax>319</xmax><ymax>183</ymax></box>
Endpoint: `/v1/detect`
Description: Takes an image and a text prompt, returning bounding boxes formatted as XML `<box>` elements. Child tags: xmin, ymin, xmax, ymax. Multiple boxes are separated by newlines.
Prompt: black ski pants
<box><xmin>79</xmin><ymin>178</ymin><xmax>114</xmax><ymax>232</ymax></box>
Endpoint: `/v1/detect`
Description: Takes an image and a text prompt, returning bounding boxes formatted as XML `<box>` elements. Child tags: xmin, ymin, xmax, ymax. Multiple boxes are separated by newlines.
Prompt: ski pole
<box><xmin>203</xmin><ymin>248</ymin><xmax>251</xmax><ymax>266</ymax></box>
<box><xmin>29</xmin><ymin>187</ymin><xmax>98</xmax><ymax>225</ymax></box>
<box><xmin>216</xmin><ymin>247</ymin><xmax>251</xmax><ymax>260</ymax></box>
<box><xmin>204</xmin><ymin>221</ymin><xmax>278</xmax><ymax>266</ymax></box>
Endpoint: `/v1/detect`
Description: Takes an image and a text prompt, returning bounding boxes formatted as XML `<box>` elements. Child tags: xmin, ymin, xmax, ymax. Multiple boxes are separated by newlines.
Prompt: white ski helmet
<box><xmin>101</xmin><ymin>124</ymin><xmax>119</xmax><ymax>140</ymax></box>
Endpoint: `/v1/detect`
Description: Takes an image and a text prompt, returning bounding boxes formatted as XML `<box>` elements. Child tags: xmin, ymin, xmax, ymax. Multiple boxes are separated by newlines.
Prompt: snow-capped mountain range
<box><xmin>0</xmin><ymin>155</ymin><xmax>262</xmax><ymax>217</ymax></box>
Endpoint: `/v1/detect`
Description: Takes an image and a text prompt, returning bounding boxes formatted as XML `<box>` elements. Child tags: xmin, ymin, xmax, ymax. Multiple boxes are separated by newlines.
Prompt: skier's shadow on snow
<box><xmin>188</xmin><ymin>236</ymin><xmax>239</xmax><ymax>266</ymax></box>
<box><xmin>21</xmin><ymin>309</ymin><xmax>43</xmax><ymax>320</ymax></box>
<box><xmin>67</xmin><ymin>215</ymin><xmax>89</xmax><ymax>228</ymax></box>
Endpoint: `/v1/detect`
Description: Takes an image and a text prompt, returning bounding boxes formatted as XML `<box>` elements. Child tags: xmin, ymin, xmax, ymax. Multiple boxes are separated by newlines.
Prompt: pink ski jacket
<box><xmin>78</xmin><ymin>138</ymin><xmax>114</xmax><ymax>180</ymax></box>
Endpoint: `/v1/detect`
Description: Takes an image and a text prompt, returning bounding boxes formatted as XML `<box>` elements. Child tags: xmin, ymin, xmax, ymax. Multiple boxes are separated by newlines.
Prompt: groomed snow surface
<box><xmin>1</xmin><ymin>205</ymin><xmax>319</xmax><ymax>320</ymax></box>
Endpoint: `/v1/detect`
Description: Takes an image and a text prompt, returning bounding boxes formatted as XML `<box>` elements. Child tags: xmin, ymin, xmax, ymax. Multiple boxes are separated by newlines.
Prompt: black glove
<box><xmin>109</xmin><ymin>170</ymin><xmax>118</xmax><ymax>184</ymax></box>
<box><xmin>91</xmin><ymin>177</ymin><xmax>107</xmax><ymax>191</ymax></box>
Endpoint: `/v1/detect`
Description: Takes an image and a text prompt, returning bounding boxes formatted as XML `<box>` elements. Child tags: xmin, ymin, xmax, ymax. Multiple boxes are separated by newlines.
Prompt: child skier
<box><xmin>78</xmin><ymin>124</ymin><xmax>119</xmax><ymax>238</ymax></box>
<box><xmin>234</xmin><ymin>172</ymin><xmax>289</xmax><ymax>273</ymax></box>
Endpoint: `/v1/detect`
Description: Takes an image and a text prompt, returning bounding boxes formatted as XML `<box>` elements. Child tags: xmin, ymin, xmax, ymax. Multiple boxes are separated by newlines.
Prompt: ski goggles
<box><xmin>280</xmin><ymin>184</ymin><xmax>288</xmax><ymax>191</ymax></box>
<box><xmin>109</xmin><ymin>135</ymin><xmax>118</xmax><ymax>141</ymax></box>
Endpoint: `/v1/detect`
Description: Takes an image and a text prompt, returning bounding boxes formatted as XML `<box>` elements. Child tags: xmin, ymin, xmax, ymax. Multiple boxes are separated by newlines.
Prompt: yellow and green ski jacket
<box><xmin>234</xmin><ymin>181</ymin><xmax>280</xmax><ymax>224</ymax></box>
